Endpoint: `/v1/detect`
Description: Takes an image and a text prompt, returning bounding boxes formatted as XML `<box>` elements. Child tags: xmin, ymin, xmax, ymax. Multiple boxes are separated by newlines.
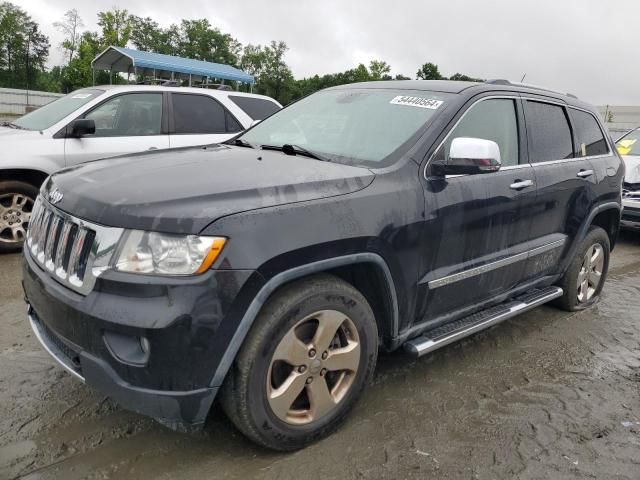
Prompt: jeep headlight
<box><xmin>114</xmin><ymin>230</ymin><xmax>226</xmax><ymax>275</ymax></box>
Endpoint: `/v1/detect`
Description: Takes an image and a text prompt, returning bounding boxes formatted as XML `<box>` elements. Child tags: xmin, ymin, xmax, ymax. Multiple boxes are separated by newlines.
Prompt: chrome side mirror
<box><xmin>432</xmin><ymin>137</ymin><xmax>502</xmax><ymax>176</ymax></box>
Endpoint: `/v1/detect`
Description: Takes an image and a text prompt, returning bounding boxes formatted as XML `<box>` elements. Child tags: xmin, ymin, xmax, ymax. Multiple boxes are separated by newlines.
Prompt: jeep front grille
<box><xmin>26</xmin><ymin>196</ymin><xmax>123</xmax><ymax>295</ymax></box>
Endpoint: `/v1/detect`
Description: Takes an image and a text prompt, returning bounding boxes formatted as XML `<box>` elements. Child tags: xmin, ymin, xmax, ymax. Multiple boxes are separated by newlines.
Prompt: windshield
<box><xmin>616</xmin><ymin>129</ymin><xmax>640</xmax><ymax>156</ymax></box>
<box><xmin>13</xmin><ymin>89</ymin><xmax>105</xmax><ymax>131</ymax></box>
<box><xmin>239</xmin><ymin>89</ymin><xmax>452</xmax><ymax>166</ymax></box>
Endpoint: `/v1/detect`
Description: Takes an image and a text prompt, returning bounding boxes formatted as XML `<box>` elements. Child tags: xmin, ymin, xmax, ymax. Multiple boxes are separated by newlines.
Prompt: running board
<box><xmin>403</xmin><ymin>286</ymin><xmax>563</xmax><ymax>357</ymax></box>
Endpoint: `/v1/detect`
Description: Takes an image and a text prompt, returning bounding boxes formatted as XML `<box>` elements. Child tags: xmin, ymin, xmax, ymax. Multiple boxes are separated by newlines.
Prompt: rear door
<box><xmin>168</xmin><ymin>93</ymin><xmax>244</xmax><ymax>148</ymax></box>
<box><xmin>416</xmin><ymin>96</ymin><xmax>535</xmax><ymax>322</ymax></box>
<box><xmin>521</xmin><ymin>98</ymin><xmax>594</xmax><ymax>281</ymax></box>
<box><xmin>64</xmin><ymin>92</ymin><xmax>169</xmax><ymax>165</ymax></box>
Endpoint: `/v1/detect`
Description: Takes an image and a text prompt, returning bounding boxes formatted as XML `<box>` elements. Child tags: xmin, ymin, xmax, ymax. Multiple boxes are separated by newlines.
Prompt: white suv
<box><xmin>0</xmin><ymin>85</ymin><xmax>281</xmax><ymax>251</ymax></box>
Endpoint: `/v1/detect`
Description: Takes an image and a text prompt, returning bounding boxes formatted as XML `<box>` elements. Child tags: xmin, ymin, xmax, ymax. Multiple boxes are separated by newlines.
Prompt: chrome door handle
<box><xmin>577</xmin><ymin>169</ymin><xmax>594</xmax><ymax>178</ymax></box>
<box><xmin>509</xmin><ymin>179</ymin><xmax>534</xmax><ymax>190</ymax></box>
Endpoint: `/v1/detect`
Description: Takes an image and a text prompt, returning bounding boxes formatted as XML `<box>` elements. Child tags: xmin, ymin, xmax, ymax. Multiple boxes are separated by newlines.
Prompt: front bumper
<box><xmin>22</xmin><ymin>249</ymin><xmax>262</xmax><ymax>431</ymax></box>
<box><xmin>28</xmin><ymin>306</ymin><xmax>216</xmax><ymax>431</ymax></box>
<box><xmin>621</xmin><ymin>200</ymin><xmax>640</xmax><ymax>230</ymax></box>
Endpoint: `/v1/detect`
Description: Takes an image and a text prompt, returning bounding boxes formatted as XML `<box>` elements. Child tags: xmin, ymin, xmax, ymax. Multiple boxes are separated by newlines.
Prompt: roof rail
<box><xmin>484</xmin><ymin>79</ymin><xmax>578</xmax><ymax>99</ymax></box>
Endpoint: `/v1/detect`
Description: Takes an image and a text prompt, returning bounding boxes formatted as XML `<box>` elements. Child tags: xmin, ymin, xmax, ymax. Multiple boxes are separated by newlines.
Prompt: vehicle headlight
<box><xmin>114</xmin><ymin>230</ymin><xmax>226</xmax><ymax>275</ymax></box>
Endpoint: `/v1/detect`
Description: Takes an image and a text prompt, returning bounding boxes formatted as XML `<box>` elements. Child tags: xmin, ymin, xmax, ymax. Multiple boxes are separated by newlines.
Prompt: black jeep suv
<box><xmin>22</xmin><ymin>80</ymin><xmax>624</xmax><ymax>450</ymax></box>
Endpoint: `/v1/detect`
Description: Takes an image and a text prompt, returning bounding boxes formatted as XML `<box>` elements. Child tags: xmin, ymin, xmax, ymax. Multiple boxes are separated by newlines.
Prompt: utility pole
<box><xmin>25</xmin><ymin>27</ymin><xmax>35</xmax><ymax>108</ymax></box>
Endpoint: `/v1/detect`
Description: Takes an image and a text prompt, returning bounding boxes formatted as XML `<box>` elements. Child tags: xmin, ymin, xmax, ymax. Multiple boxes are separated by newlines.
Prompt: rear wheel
<box><xmin>0</xmin><ymin>181</ymin><xmax>38</xmax><ymax>253</ymax></box>
<box><xmin>220</xmin><ymin>274</ymin><xmax>378</xmax><ymax>451</ymax></box>
<box><xmin>555</xmin><ymin>226</ymin><xmax>610</xmax><ymax>311</ymax></box>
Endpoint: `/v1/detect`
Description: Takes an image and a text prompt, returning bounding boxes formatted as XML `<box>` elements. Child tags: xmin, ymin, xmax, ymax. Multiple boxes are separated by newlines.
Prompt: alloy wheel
<box><xmin>266</xmin><ymin>309</ymin><xmax>361</xmax><ymax>425</ymax></box>
<box><xmin>577</xmin><ymin>243</ymin><xmax>604</xmax><ymax>303</ymax></box>
<box><xmin>0</xmin><ymin>193</ymin><xmax>33</xmax><ymax>245</ymax></box>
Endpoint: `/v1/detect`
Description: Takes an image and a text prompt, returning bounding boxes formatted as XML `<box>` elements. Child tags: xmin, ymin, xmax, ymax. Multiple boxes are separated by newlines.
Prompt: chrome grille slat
<box><xmin>25</xmin><ymin>195</ymin><xmax>124</xmax><ymax>296</ymax></box>
<box><xmin>54</xmin><ymin>221</ymin><xmax>73</xmax><ymax>278</ymax></box>
<box><xmin>36</xmin><ymin>210</ymin><xmax>52</xmax><ymax>263</ymax></box>
<box><xmin>44</xmin><ymin>215</ymin><xmax>62</xmax><ymax>271</ymax></box>
<box><xmin>68</xmin><ymin>228</ymin><xmax>87</xmax><ymax>286</ymax></box>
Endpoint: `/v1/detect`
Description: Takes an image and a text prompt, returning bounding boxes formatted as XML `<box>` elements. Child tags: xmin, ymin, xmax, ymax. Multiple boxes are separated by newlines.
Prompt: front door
<box><xmin>416</xmin><ymin>96</ymin><xmax>535</xmax><ymax>324</ymax></box>
<box><xmin>64</xmin><ymin>92</ymin><xmax>169</xmax><ymax>166</ymax></box>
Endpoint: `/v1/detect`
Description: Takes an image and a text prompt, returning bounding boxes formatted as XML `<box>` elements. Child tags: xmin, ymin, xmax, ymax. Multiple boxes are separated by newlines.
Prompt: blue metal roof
<box><xmin>92</xmin><ymin>46</ymin><xmax>254</xmax><ymax>84</ymax></box>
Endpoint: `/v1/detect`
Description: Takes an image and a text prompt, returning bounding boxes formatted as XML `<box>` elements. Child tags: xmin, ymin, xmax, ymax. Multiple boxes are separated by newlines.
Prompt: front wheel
<box><xmin>555</xmin><ymin>226</ymin><xmax>610</xmax><ymax>311</ymax></box>
<box><xmin>220</xmin><ymin>274</ymin><xmax>378</xmax><ymax>451</ymax></box>
<box><xmin>0</xmin><ymin>181</ymin><xmax>38</xmax><ymax>253</ymax></box>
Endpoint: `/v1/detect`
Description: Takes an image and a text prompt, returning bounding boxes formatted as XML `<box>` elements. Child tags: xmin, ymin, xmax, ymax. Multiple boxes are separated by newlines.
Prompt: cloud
<box><xmin>19</xmin><ymin>0</ymin><xmax>638</xmax><ymax>104</ymax></box>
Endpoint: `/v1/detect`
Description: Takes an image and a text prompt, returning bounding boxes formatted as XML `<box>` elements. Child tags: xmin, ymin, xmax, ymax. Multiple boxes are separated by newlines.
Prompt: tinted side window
<box><xmin>229</xmin><ymin>96</ymin><xmax>280</xmax><ymax>120</ymax></box>
<box><xmin>524</xmin><ymin>101</ymin><xmax>573</xmax><ymax>162</ymax></box>
<box><xmin>173</xmin><ymin>94</ymin><xmax>228</xmax><ymax>134</ymax></box>
<box><xmin>569</xmin><ymin>108</ymin><xmax>608</xmax><ymax>157</ymax></box>
<box><xmin>85</xmin><ymin>93</ymin><xmax>162</xmax><ymax>137</ymax></box>
<box><xmin>434</xmin><ymin>98</ymin><xmax>519</xmax><ymax>167</ymax></box>
<box><xmin>226</xmin><ymin>111</ymin><xmax>243</xmax><ymax>133</ymax></box>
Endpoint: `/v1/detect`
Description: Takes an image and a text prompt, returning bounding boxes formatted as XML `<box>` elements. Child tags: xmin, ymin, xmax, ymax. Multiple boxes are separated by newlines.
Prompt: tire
<box><xmin>0</xmin><ymin>180</ymin><xmax>39</xmax><ymax>253</ymax></box>
<box><xmin>220</xmin><ymin>273</ymin><xmax>378</xmax><ymax>451</ymax></box>
<box><xmin>555</xmin><ymin>226</ymin><xmax>610</xmax><ymax>311</ymax></box>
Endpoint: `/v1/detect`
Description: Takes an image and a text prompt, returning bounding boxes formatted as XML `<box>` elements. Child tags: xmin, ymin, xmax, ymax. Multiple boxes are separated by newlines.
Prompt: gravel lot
<box><xmin>1</xmin><ymin>233</ymin><xmax>639</xmax><ymax>479</ymax></box>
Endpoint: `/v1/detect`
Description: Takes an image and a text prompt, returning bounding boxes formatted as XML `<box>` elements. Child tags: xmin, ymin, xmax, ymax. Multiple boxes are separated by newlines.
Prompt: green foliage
<box><xmin>416</xmin><ymin>62</ymin><xmax>444</xmax><ymax>80</ymax></box>
<box><xmin>368</xmin><ymin>60</ymin><xmax>391</xmax><ymax>80</ymax></box>
<box><xmin>98</xmin><ymin>9</ymin><xmax>132</xmax><ymax>48</ymax></box>
<box><xmin>0</xmin><ymin>2</ymin><xmax>49</xmax><ymax>89</ymax></box>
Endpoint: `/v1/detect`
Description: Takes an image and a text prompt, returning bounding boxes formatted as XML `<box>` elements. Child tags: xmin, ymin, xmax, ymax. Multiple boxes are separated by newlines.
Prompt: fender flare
<box><xmin>562</xmin><ymin>201</ymin><xmax>620</xmax><ymax>270</ymax></box>
<box><xmin>209</xmin><ymin>252</ymin><xmax>399</xmax><ymax>387</ymax></box>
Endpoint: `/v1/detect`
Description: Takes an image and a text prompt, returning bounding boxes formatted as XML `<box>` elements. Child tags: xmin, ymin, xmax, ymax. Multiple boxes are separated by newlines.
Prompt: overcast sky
<box><xmin>18</xmin><ymin>0</ymin><xmax>636</xmax><ymax>105</ymax></box>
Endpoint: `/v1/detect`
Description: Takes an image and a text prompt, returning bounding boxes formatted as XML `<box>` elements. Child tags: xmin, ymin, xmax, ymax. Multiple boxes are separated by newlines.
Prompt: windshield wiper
<box><xmin>0</xmin><ymin>121</ymin><xmax>25</xmax><ymax>130</ymax></box>
<box><xmin>233</xmin><ymin>138</ymin><xmax>256</xmax><ymax>149</ymax></box>
<box><xmin>261</xmin><ymin>144</ymin><xmax>330</xmax><ymax>162</ymax></box>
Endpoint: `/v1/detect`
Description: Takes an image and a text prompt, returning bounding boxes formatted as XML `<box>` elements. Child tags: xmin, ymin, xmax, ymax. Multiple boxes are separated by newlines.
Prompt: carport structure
<box><xmin>91</xmin><ymin>46</ymin><xmax>255</xmax><ymax>88</ymax></box>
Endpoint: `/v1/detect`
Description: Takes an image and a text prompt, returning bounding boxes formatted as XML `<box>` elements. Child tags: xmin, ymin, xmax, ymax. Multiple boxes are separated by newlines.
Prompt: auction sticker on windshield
<box><xmin>390</xmin><ymin>96</ymin><xmax>443</xmax><ymax>109</ymax></box>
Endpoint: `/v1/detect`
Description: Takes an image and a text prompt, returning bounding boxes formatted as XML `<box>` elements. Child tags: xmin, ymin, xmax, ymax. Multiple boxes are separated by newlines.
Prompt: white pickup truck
<box><xmin>0</xmin><ymin>85</ymin><xmax>281</xmax><ymax>251</ymax></box>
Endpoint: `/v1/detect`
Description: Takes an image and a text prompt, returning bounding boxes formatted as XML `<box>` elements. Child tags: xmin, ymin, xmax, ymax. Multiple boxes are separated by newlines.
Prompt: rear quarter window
<box><xmin>569</xmin><ymin>108</ymin><xmax>609</xmax><ymax>157</ymax></box>
<box><xmin>229</xmin><ymin>96</ymin><xmax>281</xmax><ymax>120</ymax></box>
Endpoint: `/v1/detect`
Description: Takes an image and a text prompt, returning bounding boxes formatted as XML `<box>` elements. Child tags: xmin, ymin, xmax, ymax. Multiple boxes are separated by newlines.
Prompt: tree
<box><xmin>368</xmin><ymin>60</ymin><xmax>391</xmax><ymax>80</ymax></box>
<box><xmin>97</xmin><ymin>8</ymin><xmax>132</xmax><ymax>47</ymax></box>
<box><xmin>177</xmin><ymin>19</ymin><xmax>241</xmax><ymax>66</ymax></box>
<box><xmin>449</xmin><ymin>72</ymin><xmax>483</xmax><ymax>82</ymax></box>
<box><xmin>54</xmin><ymin>9</ymin><xmax>83</xmax><ymax>64</ymax></box>
<box><xmin>0</xmin><ymin>2</ymin><xmax>49</xmax><ymax>89</ymax></box>
<box><xmin>257</xmin><ymin>41</ymin><xmax>295</xmax><ymax>104</ymax></box>
<box><xmin>416</xmin><ymin>62</ymin><xmax>443</xmax><ymax>80</ymax></box>
<box><xmin>130</xmin><ymin>16</ymin><xmax>180</xmax><ymax>55</ymax></box>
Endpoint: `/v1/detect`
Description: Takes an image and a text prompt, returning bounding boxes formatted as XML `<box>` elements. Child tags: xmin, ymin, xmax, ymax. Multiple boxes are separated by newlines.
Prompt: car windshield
<box><xmin>239</xmin><ymin>88</ymin><xmax>452</xmax><ymax>166</ymax></box>
<box><xmin>616</xmin><ymin>129</ymin><xmax>640</xmax><ymax>156</ymax></box>
<box><xmin>13</xmin><ymin>89</ymin><xmax>105</xmax><ymax>131</ymax></box>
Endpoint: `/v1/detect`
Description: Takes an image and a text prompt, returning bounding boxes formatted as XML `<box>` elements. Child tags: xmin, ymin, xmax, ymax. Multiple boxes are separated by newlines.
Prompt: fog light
<box><xmin>103</xmin><ymin>331</ymin><xmax>150</xmax><ymax>366</ymax></box>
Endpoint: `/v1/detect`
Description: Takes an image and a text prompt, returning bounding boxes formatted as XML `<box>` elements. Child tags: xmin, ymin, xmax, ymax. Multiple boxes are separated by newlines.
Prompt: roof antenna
<box><xmin>520</xmin><ymin>73</ymin><xmax>527</xmax><ymax>83</ymax></box>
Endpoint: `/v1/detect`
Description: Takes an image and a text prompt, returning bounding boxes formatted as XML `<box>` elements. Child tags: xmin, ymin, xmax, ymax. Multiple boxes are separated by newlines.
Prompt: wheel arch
<box><xmin>0</xmin><ymin>169</ymin><xmax>49</xmax><ymax>189</ymax></box>
<box><xmin>209</xmin><ymin>253</ymin><xmax>399</xmax><ymax>388</ymax></box>
<box><xmin>589</xmin><ymin>204</ymin><xmax>620</xmax><ymax>250</ymax></box>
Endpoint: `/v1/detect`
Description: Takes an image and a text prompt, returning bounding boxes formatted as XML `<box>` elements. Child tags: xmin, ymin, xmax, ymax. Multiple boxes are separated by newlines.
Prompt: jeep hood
<box><xmin>623</xmin><ymin>155</ymin><xmax>640</xmax><ymax>184</ymax></box>
<box><xmin>44</xmin><ymin>145</ymin><xmax>375</xmax><ymax>234</ymax></box>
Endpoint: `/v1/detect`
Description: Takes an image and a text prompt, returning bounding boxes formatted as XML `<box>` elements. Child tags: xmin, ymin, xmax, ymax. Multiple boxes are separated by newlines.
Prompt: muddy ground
<box><xmin>1</xmin><ymin>234</ymin><xmax>639</xmax><ymax>480</ymax></box>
